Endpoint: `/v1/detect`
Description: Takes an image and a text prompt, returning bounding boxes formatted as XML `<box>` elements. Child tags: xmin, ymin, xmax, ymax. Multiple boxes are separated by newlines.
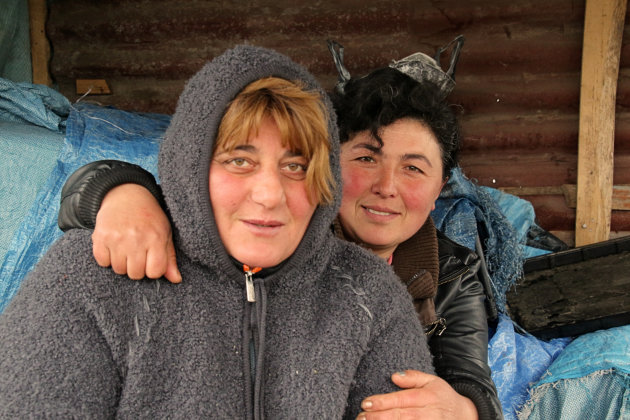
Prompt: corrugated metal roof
<box><xmin>46</xmin><ymin>0</ymin><xmax>630</xmax><ymax>244</ymax></box>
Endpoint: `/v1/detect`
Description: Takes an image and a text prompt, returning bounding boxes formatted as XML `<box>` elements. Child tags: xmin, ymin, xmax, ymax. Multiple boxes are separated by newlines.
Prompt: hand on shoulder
<box><xmin>91</xmin><ymin>183</ymin><xmax>181</xmax><ymax>283</ymax></box>
<box><xmin>357</xmin><ymin>370</ymin><xmax>478</xmax><ymax>420</ymax></box>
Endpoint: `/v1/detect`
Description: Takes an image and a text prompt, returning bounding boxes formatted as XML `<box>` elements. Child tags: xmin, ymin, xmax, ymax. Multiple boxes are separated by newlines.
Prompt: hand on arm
<box><xmin>357</xmin><ymin>370</ymin><xmax>478</xmax><ymax>420</ymax></box>
<box><xmin>92</xmin><ymin>183</ymin><xmax>181</xmax><ymax>283</ymax></box>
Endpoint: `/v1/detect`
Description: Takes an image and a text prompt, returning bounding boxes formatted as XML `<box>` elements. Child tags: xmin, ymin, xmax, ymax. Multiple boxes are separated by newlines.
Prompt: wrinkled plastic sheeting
<box><xmin>519</xmin><ymin>371</ymin><xmax>630</xmax><ymax>419</ymax></box>
<box><xmin>0</xmin><ymin>103</ymin><xmax>170</xmax><ymax>313</ymax></box>
<box><xmin>432</xmin><ymin>168</ymin><xmax>532</xmax><ymax>313</ymax></box>
<box><xmin>518</xmin><ymin>325</ymin><xmax>630</xmax><ymax>419</ymax></box>
<box><xmin>0</xmin><ymin>78</ymin><xmax>69</xmax><ymax>129</ymax></box>
<box><xmin>479</xmin><ymin>186</ymin><xmax>550</xmax><ymax>259</ymax></box>
<box><xmin>0</xmin><ymin>122</ymin><xmax>64</xmax><ymax>262</ymax></box>
<box><xmin>488</xmin><ymin>314</ymin><xmax>571</xmax><ymax>420</ymax></box>
<box><xmin>0</xmin><ymin>78</ymin><xmax>69</xmax><ymax>283</ymax></box>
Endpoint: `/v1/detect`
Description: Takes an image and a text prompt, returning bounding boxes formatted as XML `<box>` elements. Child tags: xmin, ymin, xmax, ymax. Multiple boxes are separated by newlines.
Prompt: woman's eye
<box><xmin>218</xmin><ymin>157</ymin><xmax>255</xmax><ymax>172</ymax></box>
<box><xmin>228</xmin><ymin>158</ymin><xmax>250</xmax><ymax>167</ymax></box>
<box><xmin>405</xmin><ymin>165</ymin><xmax>426</xmax><ymax>175</ymax></box>
<box><xmin>286</xmin><ymin>163</ymin><xmax>306</xmax><ymax>172</ymax></box>
<box><xmin>282</xmin><ymin>162</ymin><xmax>308</xmax><ymax>179</ymax></box>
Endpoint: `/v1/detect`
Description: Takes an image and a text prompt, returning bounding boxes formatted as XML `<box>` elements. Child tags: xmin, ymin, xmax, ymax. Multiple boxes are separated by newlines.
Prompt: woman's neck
<box><xmin>331</xmin><ymin>218</ymin><xmax>398</xmax><ymax>261</ymax></box>
<box><xmin>367</xmin><ymin>245</ymin><xmax>397</xmax><ymax>261</ymax></box>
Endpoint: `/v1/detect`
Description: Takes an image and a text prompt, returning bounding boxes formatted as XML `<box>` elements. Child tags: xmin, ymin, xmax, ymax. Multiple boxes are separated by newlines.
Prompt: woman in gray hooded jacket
<box><xmin>0</xmin><ymin>45</ymin><xmax>433</xmax><ymax>419</ymax></box>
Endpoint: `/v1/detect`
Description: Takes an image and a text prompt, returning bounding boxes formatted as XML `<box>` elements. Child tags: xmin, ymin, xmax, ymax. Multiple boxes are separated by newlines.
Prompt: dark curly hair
<box><xmin>331</xmin><ymin>67</ymin><xmax>460</xmax><ymax>179</ymax></box>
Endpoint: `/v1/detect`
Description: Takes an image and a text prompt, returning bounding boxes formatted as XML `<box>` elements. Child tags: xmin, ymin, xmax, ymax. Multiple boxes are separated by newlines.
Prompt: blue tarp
<box><xmin>519</xmin><ymin>325</ymin><xmax>630</xmax><ymax>419</ymax></box>
<box><xmin>0</xmin><ymin>78</ymin><xmax>69</xmax><ymax>274</ymax></box>
<box><xmin>489</xmin><ymin>315</ymin><xmax>571</xmax><ymax>419</ymax></box>
<box><xmin>0</xmin><ymin>98</ymin><xmax>169</xmax><ymax>313</ymax></box>
<box><xmin>432</xmin><ymin>168</ymin><xmax>528</xmax><ymax>313</ymax></box>
<box><xmin>0</xmin><ymin>78</ymin><xmax>69</xmax><ymax>129</ymax></box>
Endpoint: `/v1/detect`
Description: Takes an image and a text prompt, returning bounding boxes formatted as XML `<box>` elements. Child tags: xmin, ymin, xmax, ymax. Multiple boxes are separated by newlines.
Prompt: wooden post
<box><xmin>575</xmin><ymin>0</ymin><xmax>627</xmax><ymax>247</ymax></box>
<box><xmin>28</xmin><ymin>0</ymin><xmax>51</xmax><ymax>86</ymax></box>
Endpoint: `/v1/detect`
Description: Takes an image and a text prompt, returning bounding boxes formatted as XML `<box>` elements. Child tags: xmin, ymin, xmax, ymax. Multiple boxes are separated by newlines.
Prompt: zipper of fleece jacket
<box><xmin>244</xmin><ymin>266</ymin><xmax>263</xmax><ymax>420</ymax></box>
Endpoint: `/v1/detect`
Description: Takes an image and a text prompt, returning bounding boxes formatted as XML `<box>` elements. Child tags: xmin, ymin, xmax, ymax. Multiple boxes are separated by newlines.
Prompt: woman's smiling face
<box><xmin>338</xmin><ymin>118</ymin><xmax>445</xmax><ymax>259</ymax></box>
<box><xmin>209</xmin><ymin>117</ymin><xmax>317</xmax><ymax>268</ymax></box>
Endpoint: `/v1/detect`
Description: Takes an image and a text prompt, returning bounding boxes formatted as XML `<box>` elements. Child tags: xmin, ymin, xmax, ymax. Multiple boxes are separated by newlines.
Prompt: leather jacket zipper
<box><xmin>424</xmin><ymin>317</ymin><xmax>447</xmax><ymax>336</ymax></box>
<box><xmin>438</xmin><ymin>266</ymin><xmax>469</xmax><ymax>285</ymax></box>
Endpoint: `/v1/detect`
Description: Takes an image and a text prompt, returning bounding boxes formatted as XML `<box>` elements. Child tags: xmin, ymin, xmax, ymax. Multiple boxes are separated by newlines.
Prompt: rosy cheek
<box><xmin>287</xmin><ymin>183</ymin><xmax>317</xmax><ymax>218</ymax></box>
<box><xmin>399</xmin><ymin>181</ymin><xmax>436</xmax><ymax>212</ymax></box>
<box><xmin>341</xmin><ymin>167</ymin><xmax>370</xmax><ymax>199</ymax></box>
<box><xmin>209</xmin><ymin>171</ymin><xmax>241</xmax><ymax>210</ymax></box>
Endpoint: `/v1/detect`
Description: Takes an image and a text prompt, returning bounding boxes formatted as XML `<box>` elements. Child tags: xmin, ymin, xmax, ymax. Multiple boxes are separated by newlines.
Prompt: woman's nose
<box><xmin>251</xmin><ymin>168</ymin><xmax>285</xmax><ymax>208</ymax></box>
<box><xmin>371</xmin><ymin>167</ymin><xmax>397</xmax><ymax>197</ymax></box>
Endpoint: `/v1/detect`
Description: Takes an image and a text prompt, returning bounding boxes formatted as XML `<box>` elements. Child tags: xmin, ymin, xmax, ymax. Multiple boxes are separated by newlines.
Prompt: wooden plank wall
<box><xmin>28</xmin><ymin>0</ymin><xmax>51</xmax><ymax>85</ymax></box>
<box><xmin>45</xmin><ymin>0</ymin><xmax>630</xmax><ymax>245</ymax></box>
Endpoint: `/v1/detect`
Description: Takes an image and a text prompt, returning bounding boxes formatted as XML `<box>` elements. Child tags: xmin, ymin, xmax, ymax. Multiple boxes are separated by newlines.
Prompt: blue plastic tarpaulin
<box><xmin>0</xmin><ymin>101</ymin><xmax>169</xmax><ymax>313</ymax></box>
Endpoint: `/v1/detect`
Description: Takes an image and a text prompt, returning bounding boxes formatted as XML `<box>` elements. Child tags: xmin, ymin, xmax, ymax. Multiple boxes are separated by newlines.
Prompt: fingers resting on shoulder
<box><xmin>356</xmin><ymin>370</ymin><xmax>479</xmax><ymax>420</ymax></box>
<box><xmin>91</xmin><ymin>183</ymin><xmax>181</xmax><ymax>283</ymax></box>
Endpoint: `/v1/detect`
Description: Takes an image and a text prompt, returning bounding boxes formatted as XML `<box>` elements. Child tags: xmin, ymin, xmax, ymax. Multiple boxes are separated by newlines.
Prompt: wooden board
<box><xmin>575</xmin><ymin>0</ymin><xmax>627</xmax><ymax>246</ymax></box>
<box><xmin>76</xmin><ymin>79</ymin><xmax>112</xmax><ymax>95</ymax></box>
<box><xmin>499</xmin><ymin>184</ymin><xmax>630</xmax><ymax>210</ymax></box>
<box><xmin>28</xmin><ymin>0</ymin><xmax>51</xmax><ymax>86</ymax></box>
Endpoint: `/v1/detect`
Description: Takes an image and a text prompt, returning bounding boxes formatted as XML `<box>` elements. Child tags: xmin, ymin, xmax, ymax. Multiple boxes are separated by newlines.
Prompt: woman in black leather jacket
<box><xmin>57</xmin><ymin>64</ymin><xmax>503</xmax><ymax>419</ymax></box>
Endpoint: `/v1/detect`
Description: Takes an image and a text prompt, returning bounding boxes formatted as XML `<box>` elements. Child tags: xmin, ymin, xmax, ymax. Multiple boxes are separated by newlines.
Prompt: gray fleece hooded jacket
<box><xmin>0</xmin><ymin>45</ymin><xmax>433</xmax><ymax>419</ymax></box>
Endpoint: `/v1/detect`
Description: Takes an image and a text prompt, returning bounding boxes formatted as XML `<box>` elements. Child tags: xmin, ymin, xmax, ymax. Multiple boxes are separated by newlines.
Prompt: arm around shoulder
<box><xmin>433</xmin><ymin>237</ymin><xmax>503</xmax><ymax>419</ymax></box>
<box><xmin>58</xmin><ymin>160</ymin><xmax>163</xmax><ymax>231</ymax></box>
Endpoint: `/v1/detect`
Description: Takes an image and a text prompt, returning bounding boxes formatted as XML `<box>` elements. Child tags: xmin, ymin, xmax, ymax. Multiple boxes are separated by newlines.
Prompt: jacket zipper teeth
<box><xmin>245</xmin><ymin>271</ymin><xmax>256</xmax><ymax>302</ymax></box>
<box><xmin>244</xmin><ymin>271</ymin><xmax>257</xmax><ymax>418</ymax></box>
<box><xmin>424</xmin><ymin>317</ymin><xmax>447</xmax><ymax>336</ymax></box>
<box><xmin>438</xmin><ymin>266</ymin><xmax>469</xmax><ymax>285</ymax></box>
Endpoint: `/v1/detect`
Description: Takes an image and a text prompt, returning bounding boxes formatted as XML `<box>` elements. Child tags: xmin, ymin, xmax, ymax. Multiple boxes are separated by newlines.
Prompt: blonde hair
<box><xmin>216</xmin><ymin>77</ymin><xmax>334</xmax><ymax>205</ymax></box>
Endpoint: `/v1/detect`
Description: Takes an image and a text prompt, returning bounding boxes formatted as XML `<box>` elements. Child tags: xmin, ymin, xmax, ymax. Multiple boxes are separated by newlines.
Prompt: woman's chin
<box><xmin>233</xmin><ymin>252</ymin><xmax>286</xmax><ymax>269</ymax></box>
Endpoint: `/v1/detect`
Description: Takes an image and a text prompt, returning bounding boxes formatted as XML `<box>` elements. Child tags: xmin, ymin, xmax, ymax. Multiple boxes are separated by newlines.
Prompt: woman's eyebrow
<box><xmin>402</xmin><ymin>153</ymin><xmax>433</xmax><ymax>167</ymax></box>
<box><xmin>232</xmin><ymin>144</ymin><xmax>256</xmax><ymax>152</ymax></box>
<box><xmin>279</xmin><ymin>145</ymin><xmax>303</xmax><ymax>157</ymax></box>
<box><xmin>352</xmin><ymin>142</ymin><xmax>382</xmax><ymax>154</ymax></box>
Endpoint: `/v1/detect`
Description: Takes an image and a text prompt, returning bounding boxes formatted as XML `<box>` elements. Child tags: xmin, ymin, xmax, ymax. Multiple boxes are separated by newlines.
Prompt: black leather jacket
<box><xmin>432</xmin><ymin>232</ymin><xmax>502</xmax><ymax>419</ymax></box>
<box><xmin>58</xmin><ymin>160</ymin><xmax>503</xmax><ymax>420</ymax></box>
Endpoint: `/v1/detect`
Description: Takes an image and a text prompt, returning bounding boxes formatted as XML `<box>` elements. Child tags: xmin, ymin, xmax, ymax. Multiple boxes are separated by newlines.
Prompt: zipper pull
<box><xmin>243</xmin><ymin>265</ymin><xmax>262</xmax><ymax>303</ymax></box>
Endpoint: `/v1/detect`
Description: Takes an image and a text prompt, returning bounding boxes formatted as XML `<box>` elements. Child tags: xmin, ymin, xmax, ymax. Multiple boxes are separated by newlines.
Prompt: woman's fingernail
<box><xmin>396</xmin><ymin>371</ymin><xmax>406</xmax><ymax>376</ymax></box>
<box><xmin>362</xmin><ymin>400</ymin><xmax>373</xmax><ymax>409</ymax></box>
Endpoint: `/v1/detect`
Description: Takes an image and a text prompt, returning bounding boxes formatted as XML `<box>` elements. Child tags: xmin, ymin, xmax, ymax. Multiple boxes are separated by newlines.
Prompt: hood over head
<box><xmin>158</xmin><ymin>45</ymin><xmax>341</xmax><ymax>271</ymax></box>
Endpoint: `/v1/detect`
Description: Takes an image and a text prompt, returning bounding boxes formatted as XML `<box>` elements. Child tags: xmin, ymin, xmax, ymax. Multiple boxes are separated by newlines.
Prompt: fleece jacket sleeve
<box><xmin>342</xmin><ymin>268</ymin><xmax>435</xmax><ymax>419</ymax></box>
<box><xmin>0</xmin><ymin>233</ymin><xmax>122</xmax><ymax>417</ymax></box>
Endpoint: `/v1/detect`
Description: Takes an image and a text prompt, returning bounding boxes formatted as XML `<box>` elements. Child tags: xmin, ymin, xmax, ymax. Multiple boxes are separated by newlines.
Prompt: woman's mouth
<box><xmin>366</xmin><ymin>207</ymin><xmax>392</xmax><ymax>216</ymax></box>
<box><xmin>244</xmin><ymin>219</ymin><xmax>283</xmax><ymax>228</ymax></box>
<box><xmin>362</xmin><ymin>206</ymin><xmax>398</xmax><ymax>217</ymax></box>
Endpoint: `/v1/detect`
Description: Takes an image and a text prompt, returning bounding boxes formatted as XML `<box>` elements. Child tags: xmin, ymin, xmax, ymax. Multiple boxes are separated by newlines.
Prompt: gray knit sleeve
<box><xmin>340</xmin><ymin>255</ymin><xmax>435</xmax><ymax>418</ymax></box>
